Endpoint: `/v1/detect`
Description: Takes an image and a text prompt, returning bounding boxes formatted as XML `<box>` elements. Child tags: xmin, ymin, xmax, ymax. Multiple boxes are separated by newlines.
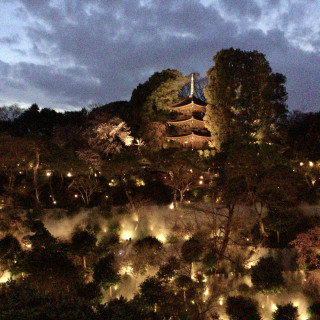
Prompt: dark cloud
<box><xmin>0</xmin><ymin>0</ymin><xmax>319</xmax><ymax>111</ymax></box>
<box><xmin>0</xmin><ymin>35</ymin><xmax>20</xmax><ymax>45</ymax></box>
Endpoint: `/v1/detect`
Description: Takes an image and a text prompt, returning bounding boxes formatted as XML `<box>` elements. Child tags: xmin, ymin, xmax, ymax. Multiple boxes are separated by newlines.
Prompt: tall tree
<box><xmin>204</xmin><ymin>48</ymin><xmax>288</xmax><ymax>149</ymax></box>
<box><xmin>130</xmin><ymin>69</ymin><xmax>188</xmax><ymax>141</ymax></box>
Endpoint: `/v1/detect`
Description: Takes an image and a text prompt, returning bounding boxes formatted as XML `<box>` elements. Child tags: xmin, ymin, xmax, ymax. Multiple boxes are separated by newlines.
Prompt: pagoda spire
<box><xmin>190</xmin><ymin>73</ymin><xmax>194</xmax><ymax>97</ymax></box>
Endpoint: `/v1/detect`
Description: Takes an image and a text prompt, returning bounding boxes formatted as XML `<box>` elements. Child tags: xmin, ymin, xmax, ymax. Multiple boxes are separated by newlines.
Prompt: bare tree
<box><xmin>68</xmin><ymin>175</ymin><xmax>101</xmax><ymax>206</ymax></box>
<box><xmin>162</xmin><ymin>161</ymin><xmax>199</xmax><ymax>208</ymax></box>
<box><xmin>179</xmin><ymin>73</ymin><xmax>209</xmax><ymax>101</ymax></box>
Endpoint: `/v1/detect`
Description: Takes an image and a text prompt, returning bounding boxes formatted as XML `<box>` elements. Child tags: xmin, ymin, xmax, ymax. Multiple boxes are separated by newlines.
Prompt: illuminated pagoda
<box><xmin>167</xmin><ymin>74</ymin><xmax>211</xmax><ymax>149</ymax></box>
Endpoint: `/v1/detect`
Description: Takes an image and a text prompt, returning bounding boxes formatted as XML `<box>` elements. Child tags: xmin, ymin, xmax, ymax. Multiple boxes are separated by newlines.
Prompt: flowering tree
<box><xmin>290</xmin><ymin>227</ymin><xmax>320</xmax><ymax>268</ymax></box>
<box><xmin>87</xmin><ymin>117</ymin><xmax>134</xmax><ymax>157</ymax></box>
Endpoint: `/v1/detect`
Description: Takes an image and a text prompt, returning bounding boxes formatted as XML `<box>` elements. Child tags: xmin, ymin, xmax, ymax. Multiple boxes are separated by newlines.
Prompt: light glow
<box><xmin>156</xmin><ymin>234</ymin><xmax>166</xmax><ymax>242</ymax></box>
<box><xmin>121</xmin><ymin>231</ymin><xmax>132</xmax><ymax>241</ymax></box>
<box><xmin>0</xmin><ymin>270</ymin><xmax>11</xmax><ymax>283</ymax></box>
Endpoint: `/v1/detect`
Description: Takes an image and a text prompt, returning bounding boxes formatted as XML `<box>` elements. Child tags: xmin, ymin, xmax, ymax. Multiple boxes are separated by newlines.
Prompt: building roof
<box><xmin>170</xmin><ymin>95</ymin><xmax>207</xmax><ymax>109</ymax></box>
<box><xmin>167</xmin><ymin>131</ymin><xmax>211</xmax><ymax>141</ymax></box>
<box><xmin>167</xmin><ymin>115</ymin><xmax>204</xmax><ymax>125</ymax></box>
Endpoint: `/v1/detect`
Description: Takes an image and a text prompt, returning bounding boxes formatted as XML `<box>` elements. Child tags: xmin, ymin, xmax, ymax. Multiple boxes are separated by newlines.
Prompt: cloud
<box><xmin>0</xmin><ymin>0</ymin><xmax>318</xmax><ymax>111</ymax></box>
<box><xmin>218</xmin><ymin>0</ymin><xmax>261</xmax><ymax>18</ymax></box>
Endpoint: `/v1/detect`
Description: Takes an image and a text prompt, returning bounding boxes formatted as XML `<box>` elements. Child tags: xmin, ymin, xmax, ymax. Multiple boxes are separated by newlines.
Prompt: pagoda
<box><xmin>167</xmin><ymin>74</ymin><xmax>211</xmax><ymax>149</ymax></box>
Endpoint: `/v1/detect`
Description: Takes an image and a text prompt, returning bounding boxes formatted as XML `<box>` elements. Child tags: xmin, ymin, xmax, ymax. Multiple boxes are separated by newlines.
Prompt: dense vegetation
<box><xmin>0</xmin><ymin>49</ymin><xmax>320</xmax><ymax>319</ymax></box>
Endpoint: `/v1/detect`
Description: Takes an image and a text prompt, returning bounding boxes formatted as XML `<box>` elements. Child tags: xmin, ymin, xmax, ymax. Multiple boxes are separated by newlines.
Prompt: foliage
<box><xmin>308</xmin><ymin>302</ymin><xmax>320</xmax><ymax>320</ymax></box>
<box><xmin>132</xmin><ymin>236</ymin><xmax>163</xmax><ymax>273</ymax></box>
<box><xmin>226</xmin><ymin>295</ymin><xmax>262</xmax><ymax>320</ymax></box>
<box><xmin>287</xmin><ymin>111</ymin><xmax>320</xmax><ymax>161</ymax></box>
<box><xmin>0</xmin><ymin>235</ymin><xmax>21</xmax><ymax>272</ymax></box>
<box><xmin>80</xmin><ymin>116</ymin><xmax>134</xmax><ymax>166</ymax></box>
<box><xmin>303</xmin><ymin>270</ymin><xmax>320</xmax><ymax>299</ymax></box>
<box><xmin>181</xmin><ymin>237</ymin><xmax>203</xmax><ymax>263</ymax></box>
<box><xmin>139</xmin><ymin>276</ymin><xmax>166</xmax><ymax>307</ymax></box>
<box><xmin>157</xmin><ymin>256</ymin><xmax>180</xmax><ymax>281</ymax></box>
<box><xmin>272</xmin><ymin>303</ymin><xmax>299</xmax><ymax>320</ymax></box>
<box><xmin>0</xmin><ymin>281</ymin><xmax>96</xmax><ymax>320</ymax></box>
<box><xmin>93</xmin><ymin>254</ymin><xmax>120</xmax><ymax>288</ymax></box>
<box><xmin>130</xmin><ymin>69</ymin><xmax>188</xmax><ymax>124</ymax></box>
<box><xmin>99</xmin><ymin>296</ymin><xmax>149</xmax><ymax>320</ymax></box>
<box><xmin>143</xmin><ymin>121</ymin><xmax>167</xmax><ymax>150</ymax></box>
<box><xmin>290</xmin><ymin>227</ymin><xmax>320</xmax><ymax>269</ymax></box>
<box><xmin>204</xmin><ymin>48</ymin><xmax>288</xmax><ymax>149</ymax></box>
<box><xmin>70</xmin><ymin>230</ymin><xmax>97</xmax><ymax>268</ymax></box>
<box><xmin>13</xmin><ymin>247</ymin><xmax>81</xmax><ymax>295</ymax></box>
<box><xmin>251</xmin><ymin>257</ymin><xmax>284</xmax><ymax>293</ymax></box>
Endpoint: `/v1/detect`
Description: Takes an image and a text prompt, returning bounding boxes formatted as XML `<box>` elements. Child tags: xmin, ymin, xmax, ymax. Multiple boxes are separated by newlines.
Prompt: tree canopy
<box><xmin>204</xmin><ymin>48</ymin><xmax>288</xmax><ymax>149</ymax></box>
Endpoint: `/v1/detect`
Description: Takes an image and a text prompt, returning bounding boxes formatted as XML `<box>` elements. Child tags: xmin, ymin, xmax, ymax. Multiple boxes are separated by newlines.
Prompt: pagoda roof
<box><xmin>167</xmin><ymin>131</ymin><xmax>211</xmax><ymax>141</ymax></box>
<box><xmin>167</xmin><ymin>116</ymin><xmax>204</xmax><ymax>125</ymax></box>
<box><xmin>170</xmin><ymin>95</ymin><xmax>207</xmax><ymax>109</ymax></box>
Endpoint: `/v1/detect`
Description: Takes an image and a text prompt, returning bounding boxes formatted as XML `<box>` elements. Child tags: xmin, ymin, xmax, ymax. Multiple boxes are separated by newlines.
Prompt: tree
<box><xmin>130</xmin><ymin>69</ymin><xmax>188</xmax><ymax>143</ymax></box>
<box><xmin>181</xmin><ymin>237</ymin><xmax>203</xmax><ymax>264</ymax></box>
<box><xmin>68</xmin><ymin>175</ymin><xmax>101</xmax><ymax>206</ymax></box>
<box><xmin>287</xmin><ymin>111</ymin><xmax>320</xmax><ymax>161</ymax></box>
<box><xmin>251</xmin><ymin>257</ymin><xmax>284</xmax><ymax>293</ymax></box>
<box><xmin>204</xmin><ymin>48</ymin><xmax>288</xmax><ymax>149</ymax></box>
<box><xmin>179</xmin><ymin>73</ymin><xmax>208</xmax><ymax>101</ymax></box>
<box><xmin>70</xmin><ymin>230</ymin><xmax>97</xmax><ymax>269</ymax></box>
<box><xmin>79</xmin><ymin>116</ymin><xmax>134</xmax><ymax>166</ymax></box>
<box><xmin>162</xmin><ymin>160</ymin><xmax>199</xmax><ymax>207</ymax></box>
<box><xmin>0</xmin><ymin>104</ymin><xmax>23</xmax><ymax>121</ymax></box>
<box><xmin>98</xmin><ymin>296</ymin><xmax>149</xmax><ymax>320</ymax></box>
<box><xmin>272</xmin><ymin>303</ymin><xmax>299</xmax><ymax>320</ymax></box>
<box><xmin>13</xmin><ymin>247</ymin><xmax>81</xmax><ymax>296</ymax></box>
<box><xmin>139</xmin><ymin>276</ymin><xmax>166</xmax><ymax>309</ymax></box>
<box><xmin>226</xmin><ymin>295</ymin><xmax>261</xmax><ymax>320</ymax></box>
<box><xmin>130</xmin><ymin>69</ymin><xmax>188</xmax><ymax>123</ymax></box>
<box><xmin>93</xmin><ymin>254</ymin><xmax>120</xmax><ymax>288</ymax></box>
<box><xmin>290</xmin><ymin>227</ymin><xmax>320</xmax><ymax>269</ymax></box>
<box><xmin>0</xmin><ymin>280</ymin><xmax>97</xmax><ymax>320</ymax></box>
<box><xmin>0</xmin><ymin>134</ymin><xmax>32</xmax><ymax>196</ymax></box>
<box><xmin>132</xmin><ymin>236</ymin><xmax>163</xmax><ymax>273</ymax></box>
<box><xmin>143</xmin><ymin>121</ymin><xmax>167</xmax><ymax>150</ymax></box>
<box><xmin>0</xmin><ymin>235</ymin><xmax>21</xmax><ymax>275</ymax></box>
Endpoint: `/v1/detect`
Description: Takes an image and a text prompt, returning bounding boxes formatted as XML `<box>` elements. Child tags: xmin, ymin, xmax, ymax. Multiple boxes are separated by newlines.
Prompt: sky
<box><xmin>0</xmin><ymin>0</ymin><xmax>320</xmax><ymax>112</ymax></box>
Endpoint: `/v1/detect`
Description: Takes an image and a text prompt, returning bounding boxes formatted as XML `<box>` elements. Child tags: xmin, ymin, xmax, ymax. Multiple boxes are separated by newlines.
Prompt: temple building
<box><xmin>167</xmin><ymin>74</ymin><xmax>211</xmax><ymax>149</ymax></box>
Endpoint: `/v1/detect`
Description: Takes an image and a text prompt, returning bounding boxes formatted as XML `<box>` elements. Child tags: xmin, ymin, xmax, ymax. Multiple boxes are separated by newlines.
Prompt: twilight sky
<box><xmin>0</xmin><ymin>0</ymin><xmax>320</xmax><ymax>112</ymax></box>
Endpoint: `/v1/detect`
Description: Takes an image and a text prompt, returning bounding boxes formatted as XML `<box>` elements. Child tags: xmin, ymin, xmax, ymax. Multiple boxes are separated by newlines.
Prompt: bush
<box><xmin>251</xmin><ymin>256</ymin><xmax>284</xmax><ymax>293</ymax></box>
<box><xmin>272</xmin><ymin>303</ymin><xmax>299</xmax><ymax>320</ymax></box>
<box><xmin>226</xmin><ymin>295</ymin><xmax>261</xmax><ymax>320</ymax></box>
<box><xmin>309</xmin><ymin>302</ymin><xmax>320</xmax><ymax>320</ymax></box>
